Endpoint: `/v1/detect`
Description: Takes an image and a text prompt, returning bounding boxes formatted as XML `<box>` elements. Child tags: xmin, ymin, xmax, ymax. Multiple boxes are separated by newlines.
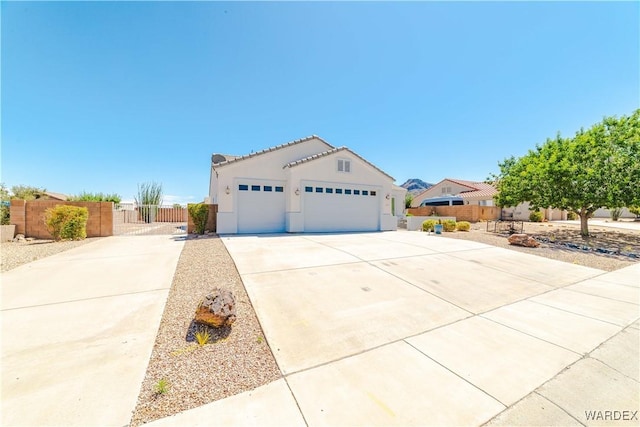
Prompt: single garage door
<box><xmin>237</xmin><ymin>182</ymin><xmax>286</xmax><ymax>233</ymax></box>
<box><xmin>303</xmin><ymin>182</ymin><xmax>380</xmax><ymax>232</ymax></box>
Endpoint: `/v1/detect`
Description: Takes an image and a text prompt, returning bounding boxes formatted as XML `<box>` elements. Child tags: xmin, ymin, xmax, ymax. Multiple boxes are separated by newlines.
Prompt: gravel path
<box><xmin>129</xmin><ymin>235</ymin><xmax>281</xmax><ymax>427</ymax></box>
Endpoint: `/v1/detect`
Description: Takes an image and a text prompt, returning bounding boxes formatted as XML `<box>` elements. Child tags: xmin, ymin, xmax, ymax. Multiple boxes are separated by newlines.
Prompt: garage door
<box><xmin>237</xmin><ymin>182</ymin><xmax>286</xmax><ymax>233</ymax></box>
<box><xmin>303</xmin><ymin>182</ymin><xmax>380</xmax><ymax>232</ymax></box>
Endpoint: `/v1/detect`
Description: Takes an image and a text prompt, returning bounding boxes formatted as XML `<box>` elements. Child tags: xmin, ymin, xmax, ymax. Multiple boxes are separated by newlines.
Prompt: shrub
<box><xmin>135</xmin><ymin>182</ymin><xmax>163</xmax><ymax>205</ymax></box>
<box><xmin>1</xmin><ymin>203</ymin><xmax>9</xmax><ymax>225</ymax></box>
<box><xmin>188</xmin><ymin>203</ymin><xmax>208</xmax><ymax>234</ymax></box>
<box><xmin>44</xmin><ymin>205</ymin><xmax>88</xmax><ymax>241</ymax></box>
<box><xmin>566</xmin><ymin>211</ymin><xmax>578</xmax><ymax>220</ymax></box>
<box><xmin>422</xmin><ymin>219</ymin><xmax>437</xmax><ymax>232</ymax></box>
<box><xmin>69</xmin><ymin>191</ymin><xmax>122</xmax><ymax>204</ymax></box>
<box><xmin>610</xmin><ymin>207</ymin><xmax>623</xmax><ymax>221</ymax></box>
<box><xmin>442</xmin><ymin>219</ymin><xmax>457</xmax><ymax>232</ymax></box>
<box><xmin>529</xmin><ymin>211</ymin><xmax>543</xmax><ymax>222</ymax></box>
<box><xmin>456</xmin><ymin>221</ymin><xmax>471</xmax><ymax>231</ymax></box>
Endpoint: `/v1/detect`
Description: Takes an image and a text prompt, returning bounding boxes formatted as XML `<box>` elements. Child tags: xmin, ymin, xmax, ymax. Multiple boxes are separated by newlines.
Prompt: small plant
<box><xmin>442</xmin><ymin>219</ymin><xmax>457</xmax><ymax>232</ymax></box>
<box><xmin>566</xmin><ymin>211</ymin><xmax>578</xmax><ymax>220</ymax></box>
<box><xmin>610</xmin><ymin>207</ymin><xmax>623</xmax><ymax>222</ymax></box>
<box><xmin>188</xmin><ymin>203</ymin><xmax>209</xmax><ymax>234</ymax></box>
<box><xmin>44</xmin><ymin>205</ymin><xmax>88</xmax><ymax>241</ymax></box>
<box><xmin>422</xmin><ymin>219</ymin><xmax>437</xmax><ymax>232</ymax></box>
<box><xmin>154</xmin><ymin>378</ymin><xmax>169</xmax><ymax>395</ymax></box>
<box><xmin>529</xmin><ymin>211</ymin><xmax>543</xmax><ymax>222</ymax></box>
<box><xmin>456</xmin><ymin>221</ymin><xmax>470</xmax><ymax>231</ymax></box>
<box><xmin>194</xmin><ymin>326</ymin><xmax>211</xmax><ymax>346</ymax></box>
<box><xmin>256</xmin><ymin>335</ymin><xmax>264</xmax><ymax>344</ymax></box>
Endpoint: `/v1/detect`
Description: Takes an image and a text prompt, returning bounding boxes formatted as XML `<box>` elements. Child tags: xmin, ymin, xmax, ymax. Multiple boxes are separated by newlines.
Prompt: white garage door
<box><xmin>303</xmin><ymin>182</ymin><xmax>380</xmax><ymax>232</ymax></box>
<box><xmin>237</xmin><ymin>182</ymin><xmax>286</xmax><ymax>233</ymax></box>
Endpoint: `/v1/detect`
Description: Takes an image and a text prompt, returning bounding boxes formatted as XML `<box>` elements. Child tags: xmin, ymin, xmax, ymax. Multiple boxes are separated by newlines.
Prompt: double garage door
<box><xmin>236</xmin><ymin>181</ymin><xmax>381</xmax><ymax>233</ymax></box>
<box><xmin>302</xmin><ymin>181</ymin><xmax>380</xmax><ymax>232</ymax></box>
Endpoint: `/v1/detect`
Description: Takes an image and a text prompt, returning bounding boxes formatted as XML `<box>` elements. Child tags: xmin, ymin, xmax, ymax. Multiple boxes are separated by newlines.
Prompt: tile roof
<box><xmin>414</xmin><ymin>178</ymin><xmax>497</xmax><ymax>199</ymax></box>
<box><xmin>284</xmin><ymin>146</ymin><xmax>395</xmax><ymax>181</ymax></box>
<box><xmin>211</xmin><ymin>135</ymin><xmax>333</xmax><ymax>168</ymax></box>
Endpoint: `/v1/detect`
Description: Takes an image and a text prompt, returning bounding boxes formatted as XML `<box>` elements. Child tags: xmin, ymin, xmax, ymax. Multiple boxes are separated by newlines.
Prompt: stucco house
<box><xmin>209</xmin><ymin>135</ymin><xmax>406</xmax><ymax>234</ymax></box>
<box><xmin>411</xmin><ymin>178</ymin><xmax>497</xmax><ymax>207</ymax></box>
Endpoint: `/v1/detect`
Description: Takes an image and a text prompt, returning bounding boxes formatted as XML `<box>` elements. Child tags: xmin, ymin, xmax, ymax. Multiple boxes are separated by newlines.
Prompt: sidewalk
<box><xmin>1</xmin><ymin>236</ymin><xmax>185</xmax><ymax>426</ymax></box>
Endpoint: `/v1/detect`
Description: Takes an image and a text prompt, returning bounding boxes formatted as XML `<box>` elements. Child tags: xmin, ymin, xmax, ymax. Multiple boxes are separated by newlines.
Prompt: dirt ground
<box><xmin>444</xmin><ymin>220</ymin><xmax>639</xmax><ymax>272</ymax></box>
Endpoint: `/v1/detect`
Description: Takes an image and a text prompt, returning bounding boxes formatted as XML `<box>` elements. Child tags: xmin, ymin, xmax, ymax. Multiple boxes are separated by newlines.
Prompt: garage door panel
<box><xmin>303</xmin><ymin>183</ymin><xmax>379</xmax><ymax>232</ymax></box>
<box><xmin>238</xmin><ymin>183</ymin><xmax>285</xmax><ymax>233</ymax></box>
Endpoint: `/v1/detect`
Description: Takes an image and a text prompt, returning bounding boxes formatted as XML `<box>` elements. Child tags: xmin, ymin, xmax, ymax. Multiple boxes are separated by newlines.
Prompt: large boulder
<box><xmin>508</xmin><ymin>233</ymin><xmax>540</xmax><ymax>248</ymax></box>
<box><xmin>194</xmin><ymin>289</ymin><xmax>237</xmax><ymax>328</ymax></box>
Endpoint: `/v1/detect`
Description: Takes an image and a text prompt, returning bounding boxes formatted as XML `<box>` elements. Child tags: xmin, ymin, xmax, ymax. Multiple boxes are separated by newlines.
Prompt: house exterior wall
<box><xmin>285</xmin><ymin>151</ymin><xmax>396</xmax><ymax>232</ymax></box>
<box><xmin>210</xmin><ymin>138</ymin><xmax>331</xmax><ymax>206</ymax></box>
<box><xmin>210</xmin><ymin>139</ymin><xmax>398</xmax><ymax>234</ymax></box>
<box><xmin>592</xmin><ymin>207</ymin><xmax>636</xmax><ymax>219</ymax></box>
<box><xmin>412</xmin><ymin>180</ymin><xmax>476</xmax><ymax>207</ymax></box>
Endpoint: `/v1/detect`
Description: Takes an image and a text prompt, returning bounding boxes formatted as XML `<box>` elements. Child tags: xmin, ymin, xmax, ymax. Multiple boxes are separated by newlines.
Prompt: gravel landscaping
<box><xmin>129</xmin><ymin>234</ymin><xmax>281</xmax><ymax>427</ymax></box>
<box><xmin>444</xmin><ymin>221</ymin><xmax>639</xmax><ymax>272</ymax></box>
<box><xmin>0</xmin><ymin>237</ymin><xmax>103</xmax><ymax>272</ymax></box>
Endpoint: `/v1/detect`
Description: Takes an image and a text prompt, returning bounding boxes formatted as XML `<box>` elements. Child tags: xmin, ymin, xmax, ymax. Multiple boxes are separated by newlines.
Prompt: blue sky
<box><xmin>2</xmin><ymin>1</ymin><xmax>638</xmax><ymax>204</ymax></box>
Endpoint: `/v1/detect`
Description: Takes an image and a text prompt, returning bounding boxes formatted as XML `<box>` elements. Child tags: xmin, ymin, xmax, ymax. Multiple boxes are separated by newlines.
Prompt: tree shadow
<box><xmin>185</xmin><ymin>320</ymin><xmax>231</xmax><ymax>344</ymax></box>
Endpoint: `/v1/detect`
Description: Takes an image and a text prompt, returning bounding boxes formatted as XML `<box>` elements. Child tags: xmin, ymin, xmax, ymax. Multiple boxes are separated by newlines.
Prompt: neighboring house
<box><xmin>209</xmin><ymin>135</ymin><xmax>406</xmax><ymax>234</ymax></box>
<box><xmin>412</xmin><ymin>178</ymin><xmax>497</xmax><ymax>207</ymax></box>
<box><xmin>43</xmin><ymin>191</ymin><xmax>68</xmax><ymax>201</ymax></box>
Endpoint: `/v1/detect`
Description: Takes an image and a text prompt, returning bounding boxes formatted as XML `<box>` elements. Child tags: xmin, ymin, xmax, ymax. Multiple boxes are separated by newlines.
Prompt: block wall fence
<box><xmin>407</xmin><ymin>205</ymin><xmax>501</xmax><ymax>222</ymax></box>
<box><xmin>10</xmin><ymin>200</ymin><xmax>114</xmax><ymax>239</ymax></box>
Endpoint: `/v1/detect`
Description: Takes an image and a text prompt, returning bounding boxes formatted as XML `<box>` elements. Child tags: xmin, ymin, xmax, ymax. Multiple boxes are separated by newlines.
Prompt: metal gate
<box><xmin>113</xmin><ymin>204</ymin><xmax>187</xmax><ymax>236</ymax></box>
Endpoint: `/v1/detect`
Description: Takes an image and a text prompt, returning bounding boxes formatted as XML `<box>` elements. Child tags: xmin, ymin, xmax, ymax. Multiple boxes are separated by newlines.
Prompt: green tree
<box><xmin>11</xmin><ymin>185</ymin><xmax>47</xmax><ymax>200</ymax></box>
<box><xmin>493</xmin><ymin>110</ymin><xmax>640</xmax><ymax>237</ymax></box>
<box><xmin>404</xmin><ymin>193</ymin><xmax>414</xmax><ymax>209</ymax></box>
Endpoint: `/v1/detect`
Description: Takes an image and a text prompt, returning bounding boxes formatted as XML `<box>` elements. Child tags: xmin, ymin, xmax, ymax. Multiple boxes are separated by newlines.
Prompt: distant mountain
<box><xmin>401</xmin><ymin>178</ymin><xmax>433</xmax><ymax>195</ymax></box>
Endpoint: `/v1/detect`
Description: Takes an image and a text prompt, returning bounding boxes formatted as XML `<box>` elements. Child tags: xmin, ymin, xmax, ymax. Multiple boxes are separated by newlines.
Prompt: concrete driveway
<box><xmin>1</xmin><ymin>235</ymin><xmax>185</xmax><ymax>427</ymax></box>
<box><xmin>150</xmin><ymin>231</ymin><xmax>638</xmax><ymax>426</ymax></box>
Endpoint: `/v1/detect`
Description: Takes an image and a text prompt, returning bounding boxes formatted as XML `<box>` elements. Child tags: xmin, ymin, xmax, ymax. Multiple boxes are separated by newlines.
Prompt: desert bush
<box><xmin>456</xmin><ymin>221</ymin><xmax>471</xmax><ymax>231</ymax></box>
<box><xmin>442</xmin><ymin>219</ymin><xmax>457</xmax><ymax>232</ymax></box>
<box><xmin>69</xmin><ymin>191</ymin><xmax>121</xmax><ymax>204</ymax></box>
<box><xmin>610</xmin><ymin>207</ymin><xmax>623</xmax><ymax>221</ymax></box>
<box><xmin>44</xmin><ymin>205</ymin><xmax>88</xmax><ymax>241</ymax></box>
<box><xmin>422</xmin><ymin>219</ymin><xmax>437</xmax><ymax>232</ymax></box>
<box><xmin>135</xmin><ymin>182</ymin><xmax>163</xmax><ymax>205</ymax></box>
<box><xmin>566</xmin><ymin>211</ymin><xmax>578</xmax><ymax>220</ymax></box>
<box><xmin>1</xmin><ymin>203</ymin><xmax>9</xmax><ymax>225</ymax></box>
<box><xmin>188</xmin><ymin>203</ymin><xmax>208</xmax><ymax>234</ymax></box>
<box><xmin>629</xmin><ymin>206</ymin><xmax>640</xmax><ymax>218</ymax></box>
<box><xmin>529</xmin><ymin>211</ymin><xmax>543</xmax><ymax>222</ymax></box>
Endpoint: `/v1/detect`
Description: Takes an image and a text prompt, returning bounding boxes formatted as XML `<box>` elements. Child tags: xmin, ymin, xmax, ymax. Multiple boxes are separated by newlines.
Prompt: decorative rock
<box><xmin>507</xmin><ymin>233</ymin><xmax>540</xmax><ymax>248</ymax></box>
<box><xmin>194</xmin><ymin>288</ymin><xmax>236</xmax><ymax>328</ymax></box>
